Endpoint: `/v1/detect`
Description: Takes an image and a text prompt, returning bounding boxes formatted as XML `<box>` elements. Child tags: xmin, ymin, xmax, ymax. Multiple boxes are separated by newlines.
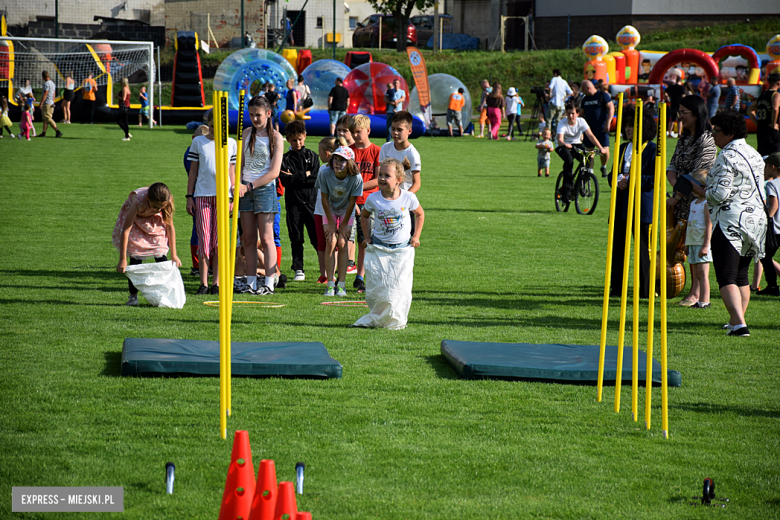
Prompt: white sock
<box><xmin>338</xmin><ymin>281</ymin><xmax>346</xmax><ymax>288</ymax></box>
<box><xmin>328</xmin><ymin>281</ymin><xmax>335</xmax><ymax>288</ymax></box>
<box><xmin>265</xmin><ymin>276</ymin><xmax>275</xmax><ymax>288</ymax></box>
<box><xmin>732</xmin><ymin>323</ymin><xmax>746</xmax><ymax>331</ymax></box>
<box><xmin>247</xmin><ymin>275</ymin><xmax>257</xmax><ymax>289</ymax></box>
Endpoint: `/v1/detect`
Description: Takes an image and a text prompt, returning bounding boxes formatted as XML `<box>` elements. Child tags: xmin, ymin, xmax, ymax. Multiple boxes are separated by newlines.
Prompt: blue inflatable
<box><xmin>301</xmin><ymin>59</ymin><xmax>352</xmax><ymax>112</ymax></box>
<box><xmin>213</xmin><ymin>48</ymin><xmax>297</xmax><ymax>110</ymax></box>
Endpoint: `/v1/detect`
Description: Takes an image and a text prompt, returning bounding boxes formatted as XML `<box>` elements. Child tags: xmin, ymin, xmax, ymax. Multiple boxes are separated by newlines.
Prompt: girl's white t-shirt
<box><xmin>557</xmin><ymin>117</ymin><xmax>590</xmax><ymax>145</ymax></box>
<box><xmin>364</xmin><ymin>190</ymin><xmax>420</xmax><ymax>245</ymax></box>
<box><xmin>378</xmin><ymin>141</ymin><xmax>422</xmax><ymax>191</ymax></box>
<box><xmin>243</xmin><ymin>134</ymin><xmax>272</xmax><ymax>183</ymax></box>
<box><xmin>685</xmin><ymin>198</ymin><xmax>709</xmax><ymax>246</ymax></box>
<box><xmin>505</xmin><ymin>96</ymin><xmax>519</xmax><ymax>115</ymax></box>
<box><xmin>314</xmin><ymin>164</ymin><xmax>329</xmax><ymax>216</ymax></box>
<box><xmin>188</xmin><ymin>135</ymin><xmax>238</xmax><ymax>197</ymax></box>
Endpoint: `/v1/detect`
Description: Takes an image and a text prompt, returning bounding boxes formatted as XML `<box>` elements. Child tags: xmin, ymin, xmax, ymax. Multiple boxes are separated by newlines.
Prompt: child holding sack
<box><xmin>353</xmin><ymin>158</ymin><xmax>425</xmax><ymax>329</ymax></box>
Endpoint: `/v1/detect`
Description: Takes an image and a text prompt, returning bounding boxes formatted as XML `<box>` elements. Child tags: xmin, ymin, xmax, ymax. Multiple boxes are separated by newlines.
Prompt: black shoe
<box><xmin>55</xmin><ymin>130</ymin><xmax>63</xmax><ymax>138</ymax></box>
<box><xmin>190</xmin><ymin>267</ymin><xmax>199</xmax><ymax>276</ymax></box>
<box><xmin>756</xmin><ymin>286</ymin><xmax>780</xmax><ymax>296</ymax></box>
<box><xmin>36</xmin><ymin>132</ymin><xmax>46</xmax><ymax>138</ymax></box>
<box><xmin>353</xmin><ymin>277</ymin><xmax>366</xmax><ymax>293</ymax></box>
<box><xmin>255</xmin><ymin>285</ymin><xmax>274</xmax><ymax>295</ymax></box>
<box><xmin>209</xmin><ymin>284</ymin><xmax>219</xmax><ymax>295</ymax></box>
<box><xmin>727</xmin><ymin>326</ymin><xmax>750</xmax><ymax>337</ymax></box>
<box><xmin>276</xmin><ymin>274</ymin><xmax>288</xmax><ymax>289</ymax></box>
<box><xmin>195</xmin><ymin>284</ymin><xmax>209</xmax><ymax>295</ymax></box>
<box><xmin>600</xmin><ymin>165</ymin><xmax>608</xmax><ymax>177</ymax></box>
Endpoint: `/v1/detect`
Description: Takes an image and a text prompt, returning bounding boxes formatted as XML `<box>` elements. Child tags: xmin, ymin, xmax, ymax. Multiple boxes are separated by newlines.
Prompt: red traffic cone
<box><xmin>295</xmin><ymin>513</ymin><xmax>312</xmax><ymax>520</ymax></box>
<box><xmin>274</xmin><ymin>482</ymin><xmax>297</xmax><ymax>520</ymax></box>
<box><xmin>248</xmin><ymin>459</ymin><xmax>278</xmax><ymax>520</ymax></box>
<box><xmin>218</xmin><ymin>431</ymin><xmax>256</xmax><ymax>520</ymax></box>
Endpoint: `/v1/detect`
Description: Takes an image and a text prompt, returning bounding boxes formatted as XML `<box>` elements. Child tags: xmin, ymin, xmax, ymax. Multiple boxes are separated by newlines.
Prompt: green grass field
<box><xmin>1</xmin><ymin>122</ymin><xmax>778</xmax><ymax>519</ymax></box>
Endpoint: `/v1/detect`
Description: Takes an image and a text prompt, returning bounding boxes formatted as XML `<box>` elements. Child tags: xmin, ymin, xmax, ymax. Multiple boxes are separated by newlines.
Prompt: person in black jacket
<box><xmin>608</xmin><ymin>105</ymin><xmax>658</xmax><ymax>298</ymax></box>
<box><xmin>280</xmin><ymin>120</ymin><xmax>320</xmax><ymax>281</ymax></box>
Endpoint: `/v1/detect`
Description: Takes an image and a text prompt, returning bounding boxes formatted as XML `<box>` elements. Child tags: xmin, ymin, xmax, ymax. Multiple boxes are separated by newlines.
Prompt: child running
<box><xmin>535</xmin><ymin>128</ymin><xmax>554</xmax><ymax>177</ymax></box>
<box><xmin>315</xmin><ymin>146</ymin><xmax>363</xmax><ymax>296</ymax></box>
<box><xmin>353</xmin><ymin>158</ymin><xmax>425</xmax><ymax>329</ymax></box>
<box><xmin>0</xmin><ymin>97</ymin><xmax>15</xmax><ymax>138</ymax></box>
<box><xmin>138</xmin><ymin>85</ymin><xmax>157</xmax><ymax>126</ymax></box>
<box><xmin>186</xmin><ymin>109</ymin><xmax>237</xmax><ymax>295</ymax></box>
<box><xmin>113</xmin><ymin>183</ymin><xmax>181</xmax><ymax>306</ymax></box>
<box><xmin>349</xmin><ymin>115</ymin><xmax>381</xmax><ymax>293</ymax></box>
<box><xmin>238</xmin><ymin>95</ymin><xmax>284</xmax><ymax>295</ymax></box>
<box><xmin>314</xmin><ymin>137</ymin><xmax>340</xmax><ymax>283</ymax></box>
<box><xmin>18</xmin><ymin>103</ymin><xmax>33</xmax><ymax>140</ymax></box>
<box><xmin>279</xmin><ymin>120</ymin><xmax>320</xmax><ymax>281</ymax></box>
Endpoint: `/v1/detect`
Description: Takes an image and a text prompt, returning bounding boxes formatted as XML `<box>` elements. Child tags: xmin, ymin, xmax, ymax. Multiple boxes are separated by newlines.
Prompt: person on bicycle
<box><xmin>556</xmin><ymin>103</ymin><xmax>607</xmax><ymax>203</ymax></box>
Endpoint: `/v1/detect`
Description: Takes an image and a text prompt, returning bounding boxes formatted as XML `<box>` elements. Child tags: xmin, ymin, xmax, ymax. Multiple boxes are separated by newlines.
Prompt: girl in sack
<box><xmin>113</xmin><ymin>183</ymin><xmax>181</xmax><ymax>306</ymax></box>
<box><xmin>353</xmin><ymin>158</ymin><xmax>425</xmax><ymax>329</ymax></box>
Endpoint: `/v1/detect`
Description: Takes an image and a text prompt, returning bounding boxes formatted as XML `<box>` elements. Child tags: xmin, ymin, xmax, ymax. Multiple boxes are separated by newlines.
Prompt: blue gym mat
<box><xmin>121</xmin><ymin>338</ymin><xmax>343</xmax><ymax>378</ymax></box>
<box><xmin>441</xmin><ymin>340</ymin><xmax>681</xmax><ymax>386</ymax></box>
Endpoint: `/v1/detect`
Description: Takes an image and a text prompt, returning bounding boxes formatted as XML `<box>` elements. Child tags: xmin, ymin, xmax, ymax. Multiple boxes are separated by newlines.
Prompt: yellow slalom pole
<box><xmin>218</xmin><ymin>91</ymin><xmax>232</xmax><ymax>418</ymax></box>
<box><xmin>615</xmin><ymin>105</ymin><xmax>641</xmax><ymax>413</ymax></box>
<box><xmin>645</xmin><ymin>104</ymin><xmax>664</xmax><ymax>430</ymax></box>
<box><xmin>598</xmin><ymin>92</ymin><xmax>624</xmax><ymax>402</ymax></box>
<box><xmin>659</xmin><ymin>102</ymin><xmax>669</xmax><ymax>439</ymax></box>
<box><xmin>631</xmin><ymin>102</ymin><xmax>644</xmax><ymax>421</ymax></box>
<box><xmin>228</xmin><ymin>90</ymin><xmax>245</xmax><ymax>295</ymax></box>
<box><xmin>214</xmin><ymin>91</ymin><xmax>227</xmax><ymax>440</ymax></box>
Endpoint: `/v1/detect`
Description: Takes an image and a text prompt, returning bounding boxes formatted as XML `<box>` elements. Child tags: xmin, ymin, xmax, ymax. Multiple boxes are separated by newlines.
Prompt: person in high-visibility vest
<box><xmin>447</xmin><ymin>88</ymin><xmax>465</xmax><ymax>137</ymax></box>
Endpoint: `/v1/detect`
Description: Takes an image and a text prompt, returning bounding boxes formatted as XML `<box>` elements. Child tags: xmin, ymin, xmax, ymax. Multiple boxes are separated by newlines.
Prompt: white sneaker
<box><xmin>122</xmin><ymin>137</ymin><xmax>131</xmax><ymax>141</ymax></box>
<box><xmin>336</xmin><ymin>286</ymin><xmax>347</xmax><ymax>297</ymax></box>
<box><xmin>293</xmin><ymin>270</ymin><xmax>305</xmax><ymax>281</ymax></box>
<box><xmin>670</xmin><ymin>131</ymin><xmax>678</xmax><ymax>138</ymax></box>
<box><xmin>128</xmin><ymin>133</ymin><xmax>133</xmax><ymax>138</ymax></box>
<box><xmin>324</xmin><ymin>286</ymin><xmax>335</xmax><ymax>297</ymax></box>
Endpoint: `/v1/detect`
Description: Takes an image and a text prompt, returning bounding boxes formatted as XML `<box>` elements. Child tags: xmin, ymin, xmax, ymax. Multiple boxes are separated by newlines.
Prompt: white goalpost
<box><xmin>0</xmin><ymin>36</ymin><xmax>155</xmax><ymax>128</ymax></box>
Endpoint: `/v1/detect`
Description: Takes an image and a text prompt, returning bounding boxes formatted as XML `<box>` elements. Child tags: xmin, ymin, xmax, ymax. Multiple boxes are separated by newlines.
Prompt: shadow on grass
<box><xmin>0</xmin><ymin>268</ymin><xmax>130</xmax><ymax>293</ymax></box>
<box><xmin>425</xmin><ymin>207</ymin><xmax>551</xmax><ymax>214</ymax></box>
<box><xmin>103</xmin><ymin>351</ymin><xmax>122</xmax><ymax>377</ymax></box>
<box><xmin>421</xmin><ymin>354</ymin><xmax>459</xmax><ymax>380</ymax></box>
<box><xmin>673</xmin><ymin>401</ymin><xmax>780</xmax><ymax>419</ymax></box>
<box><xmin>0</xmin><ymin>298</ymin><xmax>121</xmax><ymax>306</ymax></box>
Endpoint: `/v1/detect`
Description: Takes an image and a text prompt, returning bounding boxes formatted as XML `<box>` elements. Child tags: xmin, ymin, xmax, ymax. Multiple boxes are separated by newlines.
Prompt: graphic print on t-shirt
<box><xmin>377</xmin><ymin>206</ymin><xmax>406</xmax><ymax>235</ymax></box>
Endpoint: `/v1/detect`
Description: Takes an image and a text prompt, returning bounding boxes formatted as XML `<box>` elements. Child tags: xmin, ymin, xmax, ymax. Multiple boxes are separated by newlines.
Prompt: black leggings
<box><xmin>0</xmin><ymin>125</ymin><xmax>12</xmax><ymax>136</ymax></box>
<box><xmin>117</xmin><ymin>107</ymin><xmax>129</xmax><ymax>137</ymax></box>
<box><xmin>128</xmin><ymin>256</ymin><xmax>168</xmax><ymax>295</ymax></box>
<box><xmin>506</xmin><ymin>114</ymin><xmax>518</xmax><ymax>138</ymax></box>
<box><xmin>711</xmin><ymin>225</ymin><xmax>752</xmax><ymax>288</ymax></box>
<box><xmin>555</xmin><ymin>143</ymin><xmax>586</xmax><ymax>198</ymax></box>
<box><xmin>760</xmin><ymin>240</ymin><xmax>779</xmax><ymax>287</ymax></box>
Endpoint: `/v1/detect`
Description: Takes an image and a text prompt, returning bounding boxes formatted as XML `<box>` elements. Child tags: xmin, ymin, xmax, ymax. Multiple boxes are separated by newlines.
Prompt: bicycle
<box><xmin>554</xmin><ymin>147</ymin><xmax>600</xmax><ymax>215</ymax></box>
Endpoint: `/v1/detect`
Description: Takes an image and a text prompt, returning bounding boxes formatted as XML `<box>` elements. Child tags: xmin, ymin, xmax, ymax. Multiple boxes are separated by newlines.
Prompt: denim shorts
<box><xmin>329</xmin><ymin>110</ymin><xmax>346</xmax><ymax>125</ymax></box>
<box><xmin>239</xmin><ymin>182</ymin><xmax>278</xmax><ymax>214</ymax></box>
<box><xmin>537</xmin><ymin>156</ymin><xmax>551</xmax><ymax>169</ymax></box>
<box><xmin>688</xmin><ymin>245</ymin><xmax>712</xmax><ymax>264</ymax></box>
<box><xmin>371</xmin><ymin>235</ymin><xmax>409</xmax><ymax>249</ymax></box>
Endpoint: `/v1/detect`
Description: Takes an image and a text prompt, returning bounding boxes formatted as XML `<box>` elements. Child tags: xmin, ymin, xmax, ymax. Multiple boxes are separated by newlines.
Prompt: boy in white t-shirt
<box><xmin>379</xmin><ymin>111</ymin><xmax>421</xmax><ymax>193</ymax></box>
<box><xmin>555</xmin><ymin>104</ymin><xmax>606</xmax><ymax>202</ymax></box>
<box><xmin>186</xmin><ymin>109</ymin><xmax>237</xmax><ymax>294</ymax></box>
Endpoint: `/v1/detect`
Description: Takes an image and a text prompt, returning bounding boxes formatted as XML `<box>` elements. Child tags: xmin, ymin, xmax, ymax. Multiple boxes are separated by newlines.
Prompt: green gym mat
<box><xmin>441</xmin><ymin>340</ymin><xmax>681</xmax><ymax>386</ymax></box>
<box><xmin>121</xmin><ymin>338</ymin><xmax>343</xmax><ymax>378</ymax></box>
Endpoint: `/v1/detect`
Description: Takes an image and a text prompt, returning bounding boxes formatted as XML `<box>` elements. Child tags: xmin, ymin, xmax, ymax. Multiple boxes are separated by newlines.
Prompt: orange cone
<box><xmin>295</xmin><ymin>513</ymin><xmax>312</xmax><ymax>520</ymax></box>
<box><xmin>274</xmin><ymin>482</ymin><xmax>297</xmax><ymax>520</ymax></box>
<box><xmin>248</xmin><ymin>459</ymin><xmax>278</xmax><ymax>520</ymax></box>
<box><xmin>218</xmin><ymin>430</ymin><xmax>256</xmax><ymax>520</ymax></box>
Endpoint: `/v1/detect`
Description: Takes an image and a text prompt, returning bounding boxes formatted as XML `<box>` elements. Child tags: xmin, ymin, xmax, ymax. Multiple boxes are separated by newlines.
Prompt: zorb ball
<box><xmin>408</xmin><ymin>73</ymin><xmax>472</xmax><ymax>125</ymax></box>
<box><xmin>301</xmin><ymin>59</ymin><xmax>352</xmax><ymax>112</ymax></box>
<box><xmin>213</xmin><ymin>48</ymin><xmax>297</xmax><ymax>110</ymax></box>
<box><xmin>343</xmin><ymin>62</ymin><xmax>408</xmax><ymax>115</ymax></box>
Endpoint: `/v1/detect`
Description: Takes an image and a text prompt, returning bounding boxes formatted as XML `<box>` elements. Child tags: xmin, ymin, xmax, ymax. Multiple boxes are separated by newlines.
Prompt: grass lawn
<box><xmin>0</xmin><ymin>121</ymin><xmax>778</xmax><ymax>519</ymax></box>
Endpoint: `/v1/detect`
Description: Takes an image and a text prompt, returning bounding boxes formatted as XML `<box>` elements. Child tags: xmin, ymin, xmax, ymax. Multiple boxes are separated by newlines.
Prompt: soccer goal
<box><xmin>0</xmin><ymin>36</ymin><xmax>155</xmax><ymax>127</ymax></box>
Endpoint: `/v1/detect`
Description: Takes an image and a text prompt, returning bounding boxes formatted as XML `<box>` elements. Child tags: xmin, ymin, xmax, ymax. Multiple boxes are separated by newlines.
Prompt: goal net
<box><xmin>0</xmin><ymin>36</ymin><xmax>154</xmax><ymax>124</ymax></box>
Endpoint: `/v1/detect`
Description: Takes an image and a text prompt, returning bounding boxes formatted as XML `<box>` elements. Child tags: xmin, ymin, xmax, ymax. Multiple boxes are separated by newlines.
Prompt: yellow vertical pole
<box><xmin>598</xmin><ymin>92</ymin><xmax>624</xmax><ymax>402</ymax></box>
<box><xmin>645</xmin><ymin>103</ymin><xmax>664</xmax><ymax>430</ymax></box>
<box><xmin>631</xmin><ymin>102</ymin><xmax>644</xmax><ymax>421</ymax></box>
<box><xmin>228</xmin><ymin>90</ymin><xmax>246</xmax><ymax>294</ymax></box>
<box><xmin>615</xmin><ymin>105</ymin><xmax>640</xmax><ymax>413</ymax></box>
<box><xmin>219</xmin><ymin>92</ymin><xmax>232</xmax><ymax>417</ymax></box>
<box><xmin>214</xmin><ymin>91</ymin><xmax>227</xmax><ymax>440</ymax></box>
<box><xmin>659</xmin><ymin>102</ymin><xmax>669</xmax><ymax>439</ymax></box>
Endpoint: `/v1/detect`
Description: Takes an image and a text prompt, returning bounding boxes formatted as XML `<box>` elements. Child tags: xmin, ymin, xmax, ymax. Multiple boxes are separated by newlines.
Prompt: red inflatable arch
<box><xmin>711</xmin><ymin>44</ymin><xmax>761</xmax><ymax>84</ymax></box>
<box><xmin>646</xmin><ymin>48</ymin><xmax>719</xmax><ymax>84</ymax></box>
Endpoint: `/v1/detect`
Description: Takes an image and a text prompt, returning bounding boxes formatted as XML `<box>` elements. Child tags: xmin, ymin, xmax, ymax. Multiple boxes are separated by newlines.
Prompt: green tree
<box><xmin>367</xmin><ymin>0</ymin><xmax>434</xmax><ymax>52</ymax></box>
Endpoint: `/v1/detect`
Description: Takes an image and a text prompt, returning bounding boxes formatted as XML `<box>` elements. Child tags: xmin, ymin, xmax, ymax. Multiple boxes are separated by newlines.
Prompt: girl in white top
<box><xmin>681</xmin><ymin>196</ymin><xmax>712</xmax><ymax>308</ymax></box>
<box><xmin>238</xmin><ymin>95</ymin><xmax>283</xmax><ymax>294</ymax></box>
<box><xmin>556</xmin><ymin>104</ymin><xmax>607</xmax><ymax>202</ymax></box>
<box><xmin>62</xmin><ymin>71</ymin><xmax>75</xmax><ymax>124</ymax></box>
<box><xmin>186</xmin><ymin>109</ymin><xmax>237</xmax><ymax>294</ymax></box>
<box><xmin>504</xmin><ymin>87</ymin><xmax>524</xmax><ymax>140</ymax></box>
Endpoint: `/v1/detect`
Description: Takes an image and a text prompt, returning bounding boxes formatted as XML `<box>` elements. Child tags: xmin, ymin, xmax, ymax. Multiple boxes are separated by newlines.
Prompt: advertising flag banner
<box><xmin>406</xmin><ymin>46</ymin><xmax>431</xmax><ymax>127</ymax></box>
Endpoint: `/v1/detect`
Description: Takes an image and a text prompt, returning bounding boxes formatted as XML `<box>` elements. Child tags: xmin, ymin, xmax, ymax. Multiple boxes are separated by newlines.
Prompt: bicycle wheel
<box><xmin>554</xmin><ymin>172</ymin><xmax>570</xmax><ymax>212</ymax></box>
<box><xmin>575</xmin><ymin>171</ymin><xmax>600</xmax><ymax>215</ymax></box>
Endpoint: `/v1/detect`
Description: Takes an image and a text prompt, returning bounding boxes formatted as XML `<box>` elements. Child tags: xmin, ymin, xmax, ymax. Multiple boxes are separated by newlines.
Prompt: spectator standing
<box><xmin>61</xmin><ymin>71</ymin><xmax>75</xmax><ymax>124</ymax></box>
<box><xmin>724</xmin><ymin>78</ymin><xmax>740</xmax><ymax>112</ymax></box>
<box><xmin>327</xmin><ymin>77</ymin><xmax>349</xmax><ymax>136</ymax></box>
<box><xmin>282</xmin><ymin>18</ymin><xmax>295</xmax><ymax>46</ymax></box>
<box><xmin>477</xmin><ymin>79</ymin><xmax>491</xmax><ymax>138</ymax></box>
<box><xmin>706</xmin><ymin>77</ymin><xmax>721</xmax><ymax>119</ymax></box>
<box><xmin>15</xmin><ymin>78</ymin><xmax>32</xmax><ymax>107</ymax></box>
<box><xmin>264</xmin><ymin>83</ymin><xmax>281</xmax><ymax>132</ymax></box>
<box><xmin>547</xmin><ymin>68</ymin><xmax>572</xmax><ymax>134</ymax></box>
<box><xmin>116</xmin><ymin>77</ymin><xmax>132</xmax><ymax>141</ymax></box>
<box><xmin>747</xmin><ymin>72</ymin><xmax>780</xmax><ymax>156</ymax></box>
<box><xmin>295</xmin><ymin>75</ymin><xmax>311</xmax><ymax>109</ymax></box>
<box><xmin>579</xmin><ymin>80</ymin><xmax>614</xmax><ymax>177</ymax></box>
<box><xmin>81</xmin><ymin>72</ymin><xmax>97</xmax><ymax>124</ymax></box>
<box><xmin>447</xmin><ymin>88</ymin><xmax>465</xmax><ymax>136</ymax></box>
<box><xmin>485</xmin><ymin>82</ymin><xmax>505</xmax><ymax>140</ymax></box>
<box><xmin>38</xmin><ymin>71</ymin><xmax>62</xmax><ymax>138</ymax></box>
<box><xmin>504</xmin><ymin>87</ymin><xmax>523</xmax><ymax>140</ymax></box>
<box><xmin>384</xmin><ymin>82</ymin><xmax>397</xmax><ymax>141</ymax></box>
<box><xmin>284</xmin><ymin>78</ymin><xmax>299</xmax><ymax>113</ymax></box>
<box><xmin>664</xmin><ymin>71</ymin><xmax>686</xmax><ymax>138</ymax></box>
<box><xmin>566</xmin><ymin>82</ymin><xmax>584</xmax><ymax>108</ymax></box>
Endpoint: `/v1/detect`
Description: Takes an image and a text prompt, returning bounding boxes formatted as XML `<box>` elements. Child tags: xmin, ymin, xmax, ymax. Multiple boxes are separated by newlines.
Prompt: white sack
<box><xmin>353</xmin><ymin>244</ymin><xmax>415</xmax><ymax>330</ymax></box>
<box><xmin>124</xmin><ymin>261</ymin><xmax>186</xmax><ymax>309</ymax></box>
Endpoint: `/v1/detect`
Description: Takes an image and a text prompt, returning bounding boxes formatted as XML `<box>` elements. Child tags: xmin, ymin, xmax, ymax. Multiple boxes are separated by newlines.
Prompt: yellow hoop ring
<box><xmin>203</xmin><ymin>301</ymin><xmax>285</xmax><ymax>308</ymax></box>
<box><xmin>320</xmin><ymin>301</ymin><xmax>368</xmax><ymax>307</ymax></box>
